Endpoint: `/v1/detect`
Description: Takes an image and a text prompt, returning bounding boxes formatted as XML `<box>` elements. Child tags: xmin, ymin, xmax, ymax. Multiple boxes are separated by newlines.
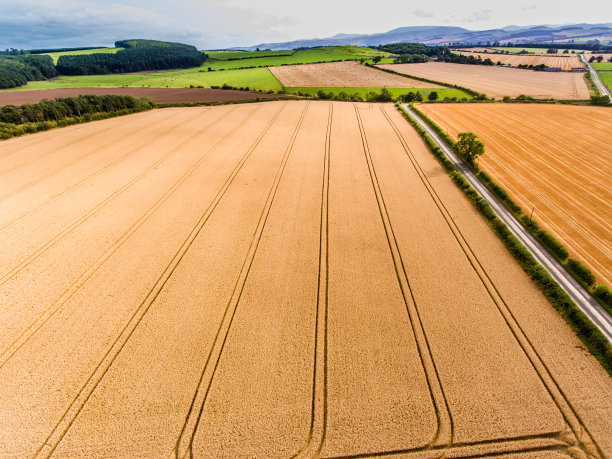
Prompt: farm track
<box><xmin>418</xmin><ymin>103</ymin><xmax>612</xmax><ymax>286</ymax></box>
<box><xmin>0</xmin><ymin>102</ymin><xmax>609</xmax><ymax>458</ymax></box>
<box><xmin>373</xmin><ymin>106</ymin><xmax>602</xmax><ymax>457</ymax></box>
<box><xmin>422</xmin><ymin>108</ymin><xmax>612</xmax><ymax>277</ymax></box>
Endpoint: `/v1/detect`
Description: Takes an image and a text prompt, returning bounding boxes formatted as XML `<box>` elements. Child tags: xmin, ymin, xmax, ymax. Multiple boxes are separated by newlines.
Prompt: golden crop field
<box><xmin>379</xmin><ymin>62</ymin><xmax>591</xmax><ymax>99</ymax></box>
<box><xmin>457</xmin><ymin>51</ymin><xmax>584</xmax><ymax>70</ymax></box>
<box><xmin>269</xmin><ymin>61</ymin><xmax>440</xmax><ymax>87</ymax></box>
<box><xmin>0</xmin><ymin>102</ymin><xmax>610</xmax><ymax>458</ymax></box>
<box><xmin>418</xmin><ymin>103</ymin><xmax>612</xmax><ymax>286</ymax></box>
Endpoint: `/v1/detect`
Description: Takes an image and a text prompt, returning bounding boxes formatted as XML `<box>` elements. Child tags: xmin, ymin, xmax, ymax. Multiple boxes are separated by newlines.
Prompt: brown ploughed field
<box><xmin>0</xmin><ymin>87</ymin><xmax>281</xmax><ymax>107</ymax></box>
<box><xmin>0</xmin><ymin>101</ymin><xmax>610</xmax><ymax>458</ymax></box>
<box><xmin>418</xmin><ymin>103</ymin><xmax>612</xmax><ymax>287</ymax></box>
<box><xmin>378</xmin><ymin>62</ymin><xmax>591</xmax><ymax>99</ymax></box>
<box><xmin>457</xmin><ymin>51</ymin><xmax>584</xmax><ymax>70</ymax></box>
<box><xmin>269</xmin><ymin>61</ymin><xmax>440</xmax><ymax>88</ymax></box>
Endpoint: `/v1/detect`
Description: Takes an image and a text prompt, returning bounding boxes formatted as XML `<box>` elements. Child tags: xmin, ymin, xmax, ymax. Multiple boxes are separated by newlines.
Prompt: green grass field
<box><xmin>206</xmin><ymin>50</ymin><xmax>293</xmax><ymax>60</ymax></box>
<box><xmin>3</xmin><ymin>67</ymin><xmax>284</xmax><ymax>92</ymax></box>
<box><xmin>285</xmin><ymin>86</ymin><xmax>471</xmax><ymax>100</ymax></box>
<box><xmin>593</xmin><ymin>63</ymin><xmax>612</xmax><ymax>91</ymax></box>
<box><xmin>203</xmin><ymin>46</ymin><xmax>392</xmax><ymax>70</ymax></box>
<box><xmin>43</xmin><ymin>47</ymin><xmax>122</xmax><ymax>64</ymax></box>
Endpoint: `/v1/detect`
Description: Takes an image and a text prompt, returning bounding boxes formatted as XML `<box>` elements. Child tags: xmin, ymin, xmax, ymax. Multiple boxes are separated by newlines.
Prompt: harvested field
<box><xmin>269</xmin><ymin>61</ymin><xmax>440</xmax><ymax>88</ymax></box>
<box><xmin>0</xmin><ymin>101</ymin><xmax>610</xmax><ymax>458</ymax></box>
<box><xmin>0</xmin><ymin>87</ymin><xmax>281</xmax><ymax>107</ymax></box>
<box><xmin>457</xmin><ymin>51</ymin><xmax>584</xmax><ymax>70</ymax></box>
<box><xmin>378</xmin><ymin>62</ymin><xmax>591</xmax><ymax>99</ymax></box>
<box><xmin>418</xmin><ymin>103</ymin><xmax>612</xmax><ymax>286</ymax></box>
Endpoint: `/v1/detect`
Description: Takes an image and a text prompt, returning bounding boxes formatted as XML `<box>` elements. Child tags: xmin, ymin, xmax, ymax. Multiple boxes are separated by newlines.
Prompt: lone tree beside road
<box><xmin>455</xmin><ymin>132</ymin><xmax>485</xmax><ymax>168</ymax></box>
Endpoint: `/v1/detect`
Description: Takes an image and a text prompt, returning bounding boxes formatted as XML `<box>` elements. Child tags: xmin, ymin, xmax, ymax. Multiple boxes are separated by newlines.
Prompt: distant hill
<box><xmin>237</xmin><ymin>23</ymin><xmax>612</xmax><ymax>51</ymax></box>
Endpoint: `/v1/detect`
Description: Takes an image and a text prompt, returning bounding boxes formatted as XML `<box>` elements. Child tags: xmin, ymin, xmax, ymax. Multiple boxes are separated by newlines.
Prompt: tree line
<box><xmin>0</xmin><ymin>94</ymin><xmax>154</xmax><ymax>124</ymax></box>
<box><xmin>57</xmin><ymin>40</ymin><xmax>206</xmax><ymax>75</ymax></box>
<box><xmin>0</xmin><ymin>95</ymin><xmax>156</xmax><ymax>140</ymax></box>
<box><xmin>0</xmin><ymin>54</ymin><xmax>57</xmax><ymax>89</ymax></box>
<box><xmin>0</xmin><ymin>40</ymin><xmax>207</xmax><ymax>88</ymax></box>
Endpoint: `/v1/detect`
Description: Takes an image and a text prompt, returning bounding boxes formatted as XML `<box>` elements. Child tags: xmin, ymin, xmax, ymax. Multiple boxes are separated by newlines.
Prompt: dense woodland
<box><xmin>377</xmin><ymin>42</ymin><xmax>452</xmax><ymax>57</ymax></box>
<box><xmin>0</xmin><ymin>40</ymin><xmax>206</xmax><ymax>88</ymax></box>
<box><xmin>56</xmin><ymin>40</ymin><xmax>206</xmax><ymax>75</ymax></box>
<box><xmin>0</xmin><ymin>95</ymin><xmax>154</xmax><ymax>124</ymax></box>
<box><xmin>376</xmin><ymin>42</ymin><xmax>500</xmax><ymax>66</ymax></box>
<box><xmin>0</xmin><ymin>54</ymin><xmax>57</xmax><ymax>89</ymax></box>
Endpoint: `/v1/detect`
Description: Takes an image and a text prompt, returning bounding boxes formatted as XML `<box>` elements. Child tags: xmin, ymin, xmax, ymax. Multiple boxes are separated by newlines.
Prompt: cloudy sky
<box><xmin>1</xmin><ymin>0</ymin><xmax>610</xmax><ymax>50</ymax></box>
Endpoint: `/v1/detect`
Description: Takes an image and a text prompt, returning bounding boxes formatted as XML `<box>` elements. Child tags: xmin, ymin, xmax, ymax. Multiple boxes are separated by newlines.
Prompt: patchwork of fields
<box><xmin>378</xmin><ymin>62</ymin><xmax>591</xmax><ymax>99</ymax></box>
<box><xmin>269</xmin><ymin>61</ymin><xmax>440</xmax><ymax>88</ymax></box>
<box><xmin>0</xmin><ymin>102</ymin><xmax>610</xmax><ymax>457</ymax></box>
<box><xmin>418</xmin><ymin>103</ymin><xmax>612</xmax><ymax>286</ymax></box>
<box><xmin>456</xmin><ymin>51</ymin><xmax>584</xmax><ymax>70</ymax></box>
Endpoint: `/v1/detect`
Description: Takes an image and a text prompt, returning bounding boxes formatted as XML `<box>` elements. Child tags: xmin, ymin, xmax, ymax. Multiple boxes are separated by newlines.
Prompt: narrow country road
<box><xmin>581</xmin><ymin>54</ymin><xmax>611</xmax><ymax>99</ymax></box>
<box><xmin>402</xmin><ymin>104</ymin><xmax>612</xmax><ymax>343</ymax></box>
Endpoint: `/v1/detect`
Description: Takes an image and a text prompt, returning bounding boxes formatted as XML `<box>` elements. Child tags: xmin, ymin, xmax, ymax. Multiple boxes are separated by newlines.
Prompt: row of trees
<box><xmin>377</xmin><ymin>42</ymin><xmax>452</xmax><ymax>57</ymax></box>
<box><xmin>56</xmin><ymin>40</ymin><xmax>206</xmax><ymax>75</ymax></box>
<box><xmin>0</xmin><ymin>95</ymin><xmax>154</xmax><ymax>124</ymax></box>
<box><xmin>438</xmin><ymin>53</ymin><xmax>495</xmax><ymax>66</ymax></box>
<box><xmin>0</xmin><ymin>54</ymin><xmax>57</xmax><ymax>89</ymax></box>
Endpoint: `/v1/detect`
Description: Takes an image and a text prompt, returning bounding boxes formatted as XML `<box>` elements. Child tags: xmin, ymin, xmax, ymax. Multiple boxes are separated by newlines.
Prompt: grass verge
<box><xmin>397</xmin><ymin>102</ymin><xmax>612</xmax><ymax>375</ymax></box>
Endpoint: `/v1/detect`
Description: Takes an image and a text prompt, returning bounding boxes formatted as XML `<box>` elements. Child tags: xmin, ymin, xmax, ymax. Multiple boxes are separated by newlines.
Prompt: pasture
<box><xmin>1</xmin><ymin>67</ymin><xmax>285</xmax><ymax>92</ymax></box>
<box><xmin>0</xmin><ymin>101</ymin><xmax>609</xmax><ymax>457</ymax></box>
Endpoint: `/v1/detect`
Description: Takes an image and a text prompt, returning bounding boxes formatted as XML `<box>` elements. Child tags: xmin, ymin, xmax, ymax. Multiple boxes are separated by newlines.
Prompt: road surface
<box><xmin>402</xmin><ymin>104</ymin><xmax>612</xmax><ymax>343</ymax></box>
<box><xmin>581</xmin><ymin>54</ymin><xmax>611</xmax><ymax>100</ymax></box>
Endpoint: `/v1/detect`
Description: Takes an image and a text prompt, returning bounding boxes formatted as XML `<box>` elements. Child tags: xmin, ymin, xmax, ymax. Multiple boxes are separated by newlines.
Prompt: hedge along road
<box><xmin>401</xmin><ymin>104</ymin><xmax>612</xmax><ymax>343</ymax></box>
<box><xmin>581</xmin><ymin>54</ymin><xmax>611</xmax><ymax>99</ymax></box>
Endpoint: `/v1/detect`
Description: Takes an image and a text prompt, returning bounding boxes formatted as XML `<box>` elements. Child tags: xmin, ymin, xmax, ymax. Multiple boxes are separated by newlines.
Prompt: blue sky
<box><xmin>1</xmin><ymin>0</ymin><xmax>610</xmax><ymax>50</ymax></box>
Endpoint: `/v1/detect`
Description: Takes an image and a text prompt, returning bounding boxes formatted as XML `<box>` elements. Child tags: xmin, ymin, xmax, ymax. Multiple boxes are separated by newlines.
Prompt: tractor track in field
<box><xmin>0</xmin><ymin>110</ymin><xmax>199</xmax><ymax>233</ymax></box>
<box><xmin>0</xmin><ymin>108</ymin><xmax>217</xmax><ymax>288</ymax></box>
<box><xmin>354</xmin><ymin>104</ymin><xmax>453</xmax><ymax>451</ymax></box>
<box><xmin>0</xmin><ymin>110</ymin><xmax>178</xmax><ymax>202</ymax></box>
<box><xmin>392</xmin><ymin>105</ymin><xmax>605</xmax><ymax>458</ymax></box>
<box><xmin>0</xmin><ymin>104</ymin><xmax>258</xmax><ymax>370</ymax></box>
<box><xmin>337</xmin><ymin>103</ymin><xmax>603</xmax><ymax>458</ymax></box>
<box><xmin>294</xmin><ymin>102</ymin><xmax>332</xmax><ymax>459</ymax></box>
<box><xmin>34</xmin><ymin>102</ymin><xmax>290</xmax><ymax>458</ymax></box>
<box><xmin>172</xmin><ymin>102</ymin><xmax>309</xmax><ymax>459</ymax></box>
<box><xmin>0</xmin><ymin>122</ymin><xmax>120</xmax><ymax>177</ymax></box>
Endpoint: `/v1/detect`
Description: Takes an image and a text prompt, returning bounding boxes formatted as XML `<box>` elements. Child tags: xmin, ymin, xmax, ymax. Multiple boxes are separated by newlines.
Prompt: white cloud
<box><xmin>414</xmin><ymin>9</ymin><xmax>434</xmax><ymax>19</ymax></box>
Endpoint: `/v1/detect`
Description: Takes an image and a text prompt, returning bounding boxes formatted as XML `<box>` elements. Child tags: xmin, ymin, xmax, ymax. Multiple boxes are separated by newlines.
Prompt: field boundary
<box><xmin>410</xmin><ymin>103</ymin><xmax>612</xmax><ymax>313</ymax></box>
<box><xmin>397</xmin><ymin>103</ymin><xmax>612</xmax><ymax>376</ymax></box>
<box><xmin>368</xmin><ymin>63</ymin><xmax>480</xmax><ymax>98</ymax></box>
